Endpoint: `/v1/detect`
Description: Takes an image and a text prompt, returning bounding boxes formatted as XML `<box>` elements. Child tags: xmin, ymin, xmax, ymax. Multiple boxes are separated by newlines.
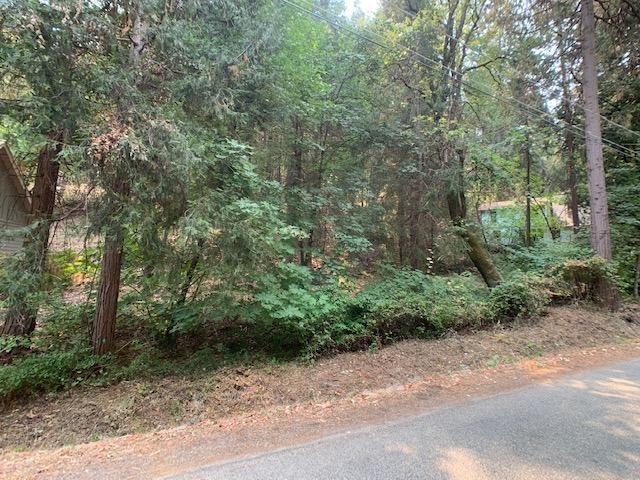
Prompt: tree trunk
<box><xmin>522</xmin><ymin>132</ymin><xmax>532</xmax><ymax>247</ymax></box>
<box><xmin>1</xmin><ymin>139</ymin><xmax>61</xmax><ymax>336</ymax></box>
<box><xmin>407</xmin><ymin>0</ymin><xmax>498</xmax><ymax>285</ymax></box>
<box><xmin>581</xmin><ymin>0</ymin><xmax>613</xmax><ymax>260</ymax></box>
<box><xmin>563</xmin><ymin>90</ymin><xmax>580</xmax><ymax>232</ymax></box>
<box><xmin>566</xmin><ymin>131</ymin><xmax>580</xmax><ymax>231</ymax></box>
<box><xmin>533</xmin><ymin>197</ymin><xmax>560</xmax><ymax>241</ymax></box>
<box><xmin>286</xmin><ymin>116</ymin><xmax>306</xmax><ymax>265</ymax></box>
<box><xmin>464</xmin><ymin>224</ymin><xmax>503</xmax><ymax>288</ymax></box>
<box><xmin>440</xmin><ymin>0</ymin><xmax>499</xmax><ymax>286</ymax></box>
<box><xmin>91</xmin><ymin>7</ymin><xmax>147</xmax><ymax>354</ymax></box>
<box><xmin>633</xmin><ymin>253</ymin><xmax>639</xmax><ymax>299</ymax></box>
<box><xmin>92</xmin><ymin>222</ymin><xmax>125</xmax><ymax>355</ymax></box>
<box><xmin>407</xmin><ymin>178</ymin><xmax>422</xmax><ymax>269</ymax></box>
<box><xmin>580</xmin><ymin>0</ymin><xmax>618</xmax><ymax>310</ymax></box>
<box><xmin>446</xmin><ymin>150</ymin><xmax>502</xmax><ymax>288</ymax></box>
<box><xmin>447</xmin><ymin>190</ymin><xmax>502</xmax><ymax>288</ymax></box>
<box><xmin>164</xmin><ymin>239</ymin><xmax>204</xmax><ymax>350</ymax></box>
<box><xmin>92</xmin><ymin>178</ymin><xmax>129</xmax><ymax>355</ymax></box>
<box><xmin>397</xmin><ymin>190</ymin><xmax>407</xmax><ymax>265</ymax></box>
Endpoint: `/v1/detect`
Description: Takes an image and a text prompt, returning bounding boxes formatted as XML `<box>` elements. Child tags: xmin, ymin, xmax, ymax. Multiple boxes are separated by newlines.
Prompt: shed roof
<box><xmin>0</xmin><ymin>140</ymin><xmax>32</xmax><ymax>212</ymax></box>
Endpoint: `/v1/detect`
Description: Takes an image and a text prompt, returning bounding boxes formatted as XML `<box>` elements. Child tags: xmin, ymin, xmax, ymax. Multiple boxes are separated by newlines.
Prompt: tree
<box><xmin>1</xmin><ymin>138</ymin><xmax>61</xmax><ymax>336</ymax></box>
<box><xmin>556</xmin><ymin>11</ymin><xmax>581</xmax><ymax>232</ymax></box>
<box><xmin>588</xmin><ymin>0</ymin><xmax>640</xmax><ymax>296</ymax></box>
<box><xmin>579</xmin><ymin>0</ymin><xmax>618</xmax><ymax>308</ymax></box>
<box><xmin>580</xmin><ymin>0</ymin><xmax>612</xmax><ymax>260</ymax></box>
<box><xmin>432</xmin><ymin>0</ymin><xmax>503</xmax><ymax>287</ymax></box>
<box><xmin>88</xmin><ymin>0</ymin><xmax>273</xmax><ymax>353</ymax></box>
<box><xmin>1</xmin><ymin>0</ymin><xmax>635</xmax><ymax>368</ymax></box>
<box><xmin>0</xmin><ymin>1</ymin><xmax>98</xmax><ymax>336</ymax></box>
<box><xmin>90</xmin><ymin>1</ymin><xmax>145</xmax><ymax>355</ymax></box>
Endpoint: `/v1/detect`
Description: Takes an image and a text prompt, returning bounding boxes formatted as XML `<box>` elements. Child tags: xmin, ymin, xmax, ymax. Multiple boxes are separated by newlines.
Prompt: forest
<box><xmin>0</xmin><ymin>0</ymin><xmax>638</xmax><ymax>406</ymax></box>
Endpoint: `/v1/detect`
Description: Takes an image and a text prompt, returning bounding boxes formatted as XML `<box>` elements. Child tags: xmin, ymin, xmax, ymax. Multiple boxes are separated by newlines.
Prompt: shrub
<box><xmin>0</xmin><ymin>335</ymin><xmax>31</xmax><ymax>354</ymax></box>
<box><xmin>487</xmin><ymin>273</ymin><xmax>549</xmax><ymax>322</ymax></box>
<box><xmin>0</xmin><ymin>348</ymin><xmax>104</xmax><ymax>401</ymax></box>
<box><xmin>47</xmin><ymin>248</ymin><xmax>100</xmax><ymax>287</ymax></box>
<box><xmin>107</xmin><ymin>346</ymin><xmax>175</xmax><ymax>381</ymax></box>
<box><xmin>242</xmin><ymin>263</ymin><xmax>354</xmax><ymax>355</ymax></box>
<box><xmin>350</xmin><ymin>269</ymin><xmax>432</xmax><ymax>339</ymax></box>
<box><xmin>250</xmin><ymin>283</ymin><xmax>352</xmax><ymax>352</ymax></box>
<box><xmin>33</xmin><ymin>301</ymin><xmax>92</xmax><ymax>351</ymax></box>
<box><xmin>552</xmin><ymin>257</ymin><xmax>617</xmax><ymax>303</ymax></box>
<box><xmin>240</xmin><ymin>266</ymin><xmax>490</xmax><ymax>356</ymax></box>
<box><xmin>502</xmin><ymin>240</ymin><xmax>592</xmax><ymax>274</ymax></box>
<box><xmin>351</xmin><ymin>268</ymin><xmax>488</xmax><ymax>341</ymax></box>
<box><xmin>0</xmin><ymin>302</ymin><xmax>99</xmax><ymax>401</ymax></box>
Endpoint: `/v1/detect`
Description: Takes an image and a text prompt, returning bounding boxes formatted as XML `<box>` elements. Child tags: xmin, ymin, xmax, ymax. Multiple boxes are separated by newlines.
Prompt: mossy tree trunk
<box><xmin>446</xmin><ymin>178</ymin><xmax>502</xmax><ymax>289</ymax></box>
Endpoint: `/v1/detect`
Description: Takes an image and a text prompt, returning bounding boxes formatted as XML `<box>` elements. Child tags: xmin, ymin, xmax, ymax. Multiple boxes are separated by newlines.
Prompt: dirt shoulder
<box><xmin>1</xmin><ymin>305</ymin><xmax>640</xmax><ymax>479</ymax></box>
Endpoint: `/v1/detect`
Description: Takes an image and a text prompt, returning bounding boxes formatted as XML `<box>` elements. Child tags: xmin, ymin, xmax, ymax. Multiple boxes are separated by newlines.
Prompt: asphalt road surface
<box><xmin>168</xmin><ymin>358</ymin><xmax>640</xmax><ymax>480</ymax></box>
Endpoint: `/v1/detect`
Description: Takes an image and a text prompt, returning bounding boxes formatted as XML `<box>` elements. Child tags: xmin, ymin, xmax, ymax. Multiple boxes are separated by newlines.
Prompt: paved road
<box><xmin>169</xmin><ymin>358</ymin><xmax>640</xmax><ymax>480</ymax></box>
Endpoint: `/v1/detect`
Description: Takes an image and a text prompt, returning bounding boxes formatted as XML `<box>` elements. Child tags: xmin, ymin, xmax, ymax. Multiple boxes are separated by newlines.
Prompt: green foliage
<box><xmin>351</xmin><ymin>267</ymin><xmax>487</xmax><ymax>339</ymax></box>
<box><xmin>609</xmin><ymin>165</ymin><xmax>640</xmax><ymax>294</ymax></box>
<box><xmin>1</xmin><ymin>0</ymin><xmax>637</xmax><ymax>403</ymax></box>
<box><xmin>47</xmin><ymin>248</ymin><xmax>99</xmax><ymax>287</ymax></box>
<box><xmin>244</xmin><ymin>263</ymin><xmax>353</xmax><ymax>354</ymax></box>
<box><xmin>241</xmin><ymin>266</ymin><xmax>492</xmax><ymax>356</ymax></box>
<box><xmin>0</xmin><ymin>336</ymin><xmax>31</xmax><ymax>354</ymax></box>
<box><xmin>0</xmin><ymin>301</ymin><xmax>96</xmax><ymax>400</ymax></box>
<box><xmin>104</xmin><ymin>347</ymin><xmax>174</xmax><ymax>382</ymax></box>
<box><xmin>0</xmin><ymin>237</ymin><xmax>48</xmax><ymax>314</ymax></box>
<box><xmin>34</xmin><ymin>301</ymin><xmax>92</xmax><ymax>351</ymax></box>
<box><xmin>501</xmin><ymin>240</ymin><xmax>593</xmax><ymax>274</ymax></box>
<box><xmin>552</xmin><ymin>257</ymin><xmax>618</xmax><ymax>303</ymax></box>
<box><xmin>500</xmin><ymin>241</ymin><xmax>620</xmax><ymax>305</ymax></box>
<box><xmin>0</xmin><ymin>348</ymin><xmax>102</xmax><ymax>400</ymax></box>
<box><xmin>487</xmin><ymin>273</ymin><xmax>549</xmax><ymax>321</ymax></box>
<box><xmin>482</xmin><ymin>205</ymin><xmax>565</xmax><ymax>247</ymax></box>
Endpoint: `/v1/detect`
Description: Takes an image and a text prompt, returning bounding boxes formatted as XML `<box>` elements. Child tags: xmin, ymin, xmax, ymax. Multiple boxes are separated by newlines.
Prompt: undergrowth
<box><xmin>0</xmin><ymin>241</ymin><xmax>618</xmax><ymax>402</ymax></box>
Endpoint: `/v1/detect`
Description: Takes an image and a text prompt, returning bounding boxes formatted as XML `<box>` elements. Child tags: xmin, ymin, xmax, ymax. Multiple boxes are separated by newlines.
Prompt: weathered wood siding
<box><xmin>0</xmin><ymin>159</ymin><xmax>30</xmax><ymax>254</ymax></box>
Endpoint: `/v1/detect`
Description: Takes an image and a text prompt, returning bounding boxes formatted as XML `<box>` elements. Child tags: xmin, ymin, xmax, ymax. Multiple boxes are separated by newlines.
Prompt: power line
<box><xmin>280</xmin><ymin>0</ymin><xmax>638</xmax><ymax>159</ymax></box>
<box><xmin>375</xmin><ymin>2</ymin><xmax>639</xmax><ymax>157</ymax></box>
<box><xmin>281</xmin><ymin>0</ymin><xmax>636</xmax><ymax>159</ymax></box>
<box><xmin>294</xmin><ymin>0</ymin><xmax>638</xmax><ymax>160</ymax></box>
<box><xmin>386</xmin><ymin>2</ymin><xmax>640</xmax><ymax>142</ymax></box>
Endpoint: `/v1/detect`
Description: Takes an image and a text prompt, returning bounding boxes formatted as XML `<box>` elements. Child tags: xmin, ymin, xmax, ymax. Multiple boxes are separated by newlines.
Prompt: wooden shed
<box><xmin>0</xmin><ymin>141</ymin><xmax>31</xmax><ymax>254</ymax></box>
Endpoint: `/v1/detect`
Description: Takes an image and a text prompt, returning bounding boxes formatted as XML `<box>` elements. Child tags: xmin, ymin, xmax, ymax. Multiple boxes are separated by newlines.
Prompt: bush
<box><xmin>0</xmin><ymin>348</ymin><xmax>104</xmax><ymax>401</ymax></box>
<box><xmin>47</xmin><ymin>248</ymin><xmax>99</xmax><ymax>287</ymax></box>
<box><xmin>106</xmin><ymin>346</ymin><xmax>176</xmax><ymax>381</ymax></box>
<box><xmin>0</xmin><ymin>335</ymin><xmax>31</xmax><ymax>354</ymax></box>
<box><xmin>553</xmin><ymin>256</ymin><xmax>618</xmax><ymax>303</ymax></box>
<box><xmin>0</xmin><ymin>301</ymin><xmax>99</xmax><ymax>401</ymax></box>
<box><xmin>242</xmin><ymin>263</ymin><xmax>354</xmax><ymax>355</ymax></box>
<box><xmin>487</xmin><ymin>273</ymin><xmax>549</xmax><ymax>321</ymax></box>
<box><xmin>502</xmin><ymin>240</ymin><xmax>592</xmax><ymax>274</ymax></box>
<box><xmin>350</xmin><ymin>268</ymin><xmax>487</xmax><ymax>341</ymax></box>
<box><xmin>250</xmin><ymin>283</ymin><xmax>352</xmax><ymax>352</ymax></box>
<box><xmin>242</xmin><ymin>266</ymin><xmax>489</xmax><ymax>356</ymax></box>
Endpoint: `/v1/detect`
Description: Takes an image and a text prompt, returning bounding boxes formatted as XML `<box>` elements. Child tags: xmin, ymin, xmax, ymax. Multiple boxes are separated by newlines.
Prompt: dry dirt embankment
<box><xmin>1</xmin><ymin>304</ymin><xmax>639</xmax><ymax>457</ymax></box>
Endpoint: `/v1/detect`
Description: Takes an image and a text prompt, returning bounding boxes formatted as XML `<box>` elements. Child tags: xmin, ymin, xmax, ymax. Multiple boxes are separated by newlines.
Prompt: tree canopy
<box><xmin>0</xmin><ymin>0</ymin><xmax>638</xmax><ymax>387</ymax></box>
